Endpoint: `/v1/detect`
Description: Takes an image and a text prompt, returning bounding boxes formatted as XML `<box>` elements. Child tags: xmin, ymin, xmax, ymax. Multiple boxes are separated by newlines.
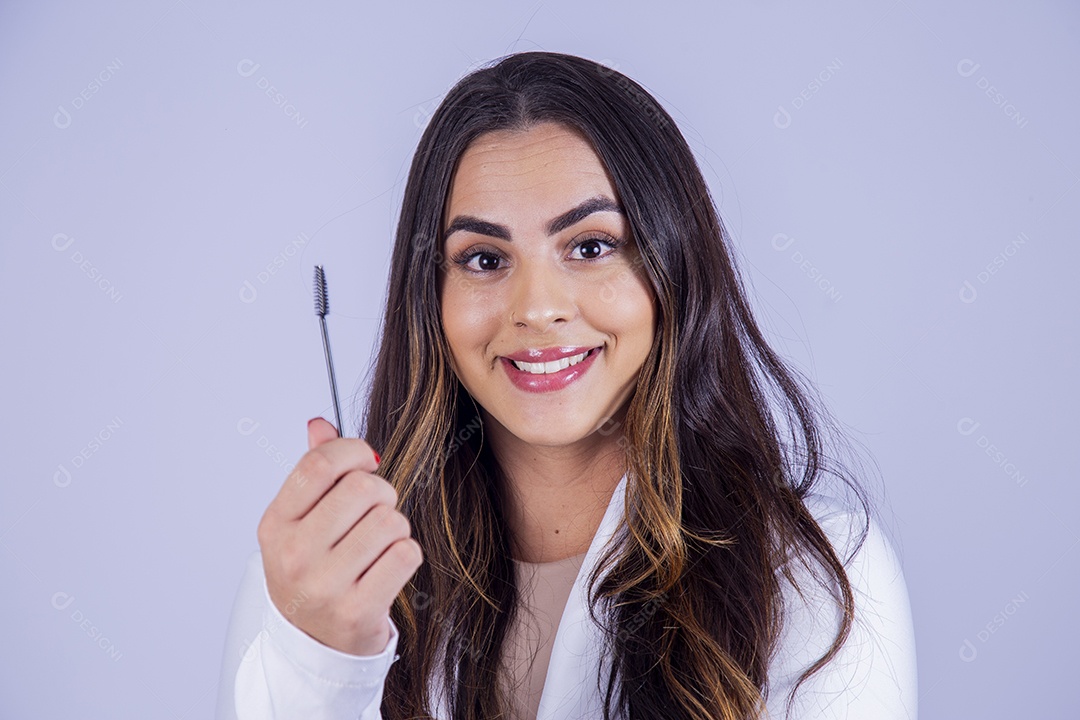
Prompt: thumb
<box><xmin>307</xmin><ymin>416</ymin><xmax>340</xmax><ymax>450</ymax></box>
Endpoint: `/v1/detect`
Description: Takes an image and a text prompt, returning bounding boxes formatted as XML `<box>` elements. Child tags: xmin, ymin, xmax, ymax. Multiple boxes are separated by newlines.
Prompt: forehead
<box><xmin>444</xmin><ymin>122</ymin><xmax>617</xmax><ymax>225</ymax></box>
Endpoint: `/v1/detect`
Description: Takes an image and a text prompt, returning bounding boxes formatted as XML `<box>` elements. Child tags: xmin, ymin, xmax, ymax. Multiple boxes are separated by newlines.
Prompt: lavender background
<box><xmin>2</xmin><ymin>1</ymin><xmax>1076</xmax><ymax>718</ymax></box>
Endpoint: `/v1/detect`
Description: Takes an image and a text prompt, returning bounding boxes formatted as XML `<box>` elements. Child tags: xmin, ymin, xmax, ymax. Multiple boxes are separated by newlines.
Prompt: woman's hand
<box><xmin>256</xmin><ymin>417</ymin><xmax>423</xmax><ymax>656</ymax></box>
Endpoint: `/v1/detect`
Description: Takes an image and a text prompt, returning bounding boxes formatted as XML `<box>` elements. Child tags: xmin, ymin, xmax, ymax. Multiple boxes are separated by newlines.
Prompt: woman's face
<box><xmin>439</xmin><ymin>121</ymin><xmax>657</xmax><ymax>450</ymax></box>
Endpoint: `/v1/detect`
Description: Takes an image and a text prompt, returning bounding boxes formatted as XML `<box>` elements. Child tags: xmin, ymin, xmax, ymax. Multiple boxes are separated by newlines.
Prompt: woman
<box><xmin>217</xmin><ymin>51</ymin><xmax>917</xmax><ymax>720</ymax></box>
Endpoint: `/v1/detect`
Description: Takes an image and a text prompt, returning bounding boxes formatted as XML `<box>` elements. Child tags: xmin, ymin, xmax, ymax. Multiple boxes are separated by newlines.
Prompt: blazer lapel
<box><xmin>534</xmin><ymin>473</ymin><xmax>628</xmax><ymax>720</ymax></box>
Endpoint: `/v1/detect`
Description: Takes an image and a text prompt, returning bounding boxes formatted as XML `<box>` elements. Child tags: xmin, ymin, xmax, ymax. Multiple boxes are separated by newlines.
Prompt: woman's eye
<box><xmin>570</xmin><ymin>236</ymin><xmax>619</xmax><ymax>260</ymax></box>
<box><xmin>475</xmin><ymin>253</ymin><xmax>503</xmax><ymax>271</ymax></box>
<box><xmin>454</xmin><ymin>251</ymin><xmax>503</xmax><ymax>272</ymax></box>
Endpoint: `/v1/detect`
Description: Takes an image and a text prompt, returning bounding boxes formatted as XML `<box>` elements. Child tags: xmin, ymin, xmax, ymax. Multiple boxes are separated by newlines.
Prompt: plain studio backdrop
<box><xmin>2</xmin><ymin>1</ymin><xmax>1076</xmax><ymax>718</ymax></box>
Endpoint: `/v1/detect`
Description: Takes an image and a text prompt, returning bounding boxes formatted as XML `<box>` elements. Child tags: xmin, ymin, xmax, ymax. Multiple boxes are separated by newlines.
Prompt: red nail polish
<box><xmin>373</xmin><ymin>451</ymin><xmax>381</xmax><ymax>464</ymax></box>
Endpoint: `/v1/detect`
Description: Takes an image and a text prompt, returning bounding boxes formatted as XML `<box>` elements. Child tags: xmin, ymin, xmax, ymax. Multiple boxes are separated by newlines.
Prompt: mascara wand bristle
<box><xmin>314</xmin><ymin>265</ymin><xmax>328</xmax><ymax>316</ymax></box>
<box><xmin>313</xmin><ymin>264</ymin><xmax>344</xmax><ymax>436</ymax></box>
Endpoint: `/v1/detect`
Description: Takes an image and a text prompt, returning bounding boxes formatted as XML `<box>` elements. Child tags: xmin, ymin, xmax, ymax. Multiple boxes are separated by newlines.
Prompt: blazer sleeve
<box><xmin>764</xmin><ymin>495</ymin><xmax>919</xmax><ymax>719</ymax></box>
<box><xmin>215</xmin><ymin>549</ymin><xmax>400</xmax><ymax>720</ymax></box>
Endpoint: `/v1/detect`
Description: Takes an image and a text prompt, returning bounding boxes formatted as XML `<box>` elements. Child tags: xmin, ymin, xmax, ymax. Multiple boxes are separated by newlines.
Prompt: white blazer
<box><xmin>217</xmin><ymin>473</ymin><xmax>918</xmax><ymax>719</ymax></box>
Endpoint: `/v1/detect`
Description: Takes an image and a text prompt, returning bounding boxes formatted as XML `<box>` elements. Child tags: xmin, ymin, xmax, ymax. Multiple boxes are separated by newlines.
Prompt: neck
<box><xmin>484</xmin><ymin>409</ymin><xmax>627</xmax><ymax>564</ymax></box>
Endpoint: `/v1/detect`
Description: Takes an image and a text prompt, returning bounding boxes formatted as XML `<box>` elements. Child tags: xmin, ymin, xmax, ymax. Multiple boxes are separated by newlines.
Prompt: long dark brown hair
<box><xmin>358</xmin><ymin>50</ymin><xmax>876</xmax><ymax>720</ymax></box>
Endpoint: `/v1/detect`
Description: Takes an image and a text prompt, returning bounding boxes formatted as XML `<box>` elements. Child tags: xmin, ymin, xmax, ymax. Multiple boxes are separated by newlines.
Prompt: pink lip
<box><xmin>501</xmin><ymin>347</ymin><xmax>602</xmax><ymax>394</ymax></box>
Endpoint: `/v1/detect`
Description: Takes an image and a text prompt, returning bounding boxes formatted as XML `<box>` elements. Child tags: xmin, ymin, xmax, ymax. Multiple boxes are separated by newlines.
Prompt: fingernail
<box><xmin>373</xmin><ymin>451</ymin><xmax>381</xmax><ymax>464</ymax></box>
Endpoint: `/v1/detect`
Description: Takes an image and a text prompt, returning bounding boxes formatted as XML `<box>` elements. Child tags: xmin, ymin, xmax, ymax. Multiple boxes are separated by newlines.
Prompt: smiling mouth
<box><xmin>508</xmin><ymin>347</ymin><xmax>600</xmax><ymax>374</ymax></box>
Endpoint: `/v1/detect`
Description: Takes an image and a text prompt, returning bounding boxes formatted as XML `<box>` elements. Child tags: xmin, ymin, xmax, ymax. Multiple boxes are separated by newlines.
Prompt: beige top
<box><xmin>500</xmin><ymin>550</ymin><xmax>589</xmax><ymax>720</ymax></box>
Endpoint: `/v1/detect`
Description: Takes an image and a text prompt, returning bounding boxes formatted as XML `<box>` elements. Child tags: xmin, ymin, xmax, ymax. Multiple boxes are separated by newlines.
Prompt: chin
<box><xmin>501</xmin><ymin>417</ymin><xmax>597</xmax><ymax>448</ymax></box>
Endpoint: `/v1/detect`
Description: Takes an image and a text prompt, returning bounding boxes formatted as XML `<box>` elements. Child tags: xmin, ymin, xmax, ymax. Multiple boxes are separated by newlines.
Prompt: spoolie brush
<box><xmin>313</xmin><ymin>265</ymin><xmax>344</xmax><ymax>437</ymax></box>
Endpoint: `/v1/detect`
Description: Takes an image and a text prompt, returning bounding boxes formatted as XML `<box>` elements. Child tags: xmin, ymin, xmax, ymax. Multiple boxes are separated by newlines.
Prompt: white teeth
<box><xmin>512</xmin><ymin>350</ymin><xmax>590</xmax><ymax>374</ymax></box>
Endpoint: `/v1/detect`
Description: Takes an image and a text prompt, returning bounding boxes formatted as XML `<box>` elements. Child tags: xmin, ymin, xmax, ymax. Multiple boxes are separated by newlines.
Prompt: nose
<box><xmin>509</xmin><ymin>258</ymin><xmax>576</xmax><ymax>332</ymax></box>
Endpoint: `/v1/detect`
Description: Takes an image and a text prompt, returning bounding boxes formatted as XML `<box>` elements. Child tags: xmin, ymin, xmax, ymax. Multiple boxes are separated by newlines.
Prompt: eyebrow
<box><xmin>443</xmin><ymin>195</ymin><xmax>625</xmax><ymax>242</ymax></box>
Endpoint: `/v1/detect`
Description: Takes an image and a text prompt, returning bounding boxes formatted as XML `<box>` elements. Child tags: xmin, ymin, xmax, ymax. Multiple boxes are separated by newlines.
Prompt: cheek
<box><xmin>441</xmin><ymin>281</ymin><xmax>502</xmax><ymax>357</ymax></box>
<box><xmin>588</xmin><ymin>267</ymin><xmax>656</xmax><ymax>333</ymax></box>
